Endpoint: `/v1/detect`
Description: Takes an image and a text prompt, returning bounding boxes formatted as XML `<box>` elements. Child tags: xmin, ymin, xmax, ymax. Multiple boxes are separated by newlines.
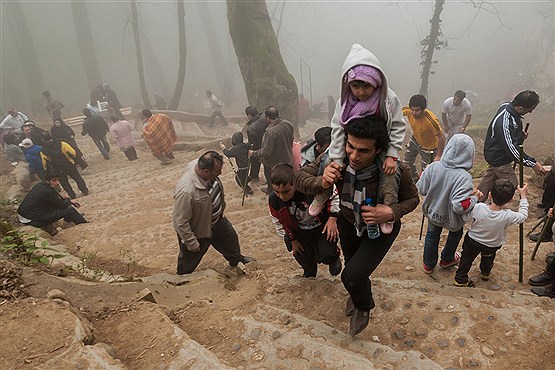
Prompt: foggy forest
<box><xmin>1</xmin><ymin>0</ymin><xmax>554</xmax><ymax>120</ymax></box>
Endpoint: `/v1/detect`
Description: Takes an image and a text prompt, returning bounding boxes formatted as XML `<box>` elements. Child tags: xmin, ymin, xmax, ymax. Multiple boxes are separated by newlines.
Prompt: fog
<box><xmin>1</xmin><ymin>1</ymin><xmax>553</xmax><ymax>117</ymax></box>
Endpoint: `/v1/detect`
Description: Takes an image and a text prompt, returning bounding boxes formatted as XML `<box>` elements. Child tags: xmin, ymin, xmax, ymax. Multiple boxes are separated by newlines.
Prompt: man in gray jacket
<box><xmin>249</xmin><ymin>106</ymin><xmax>294</xmax><ymax>194</ymax></box>
<box><xmin>173</xmin><ymin>151</ymin><xmax>255</xmax><ymax>274</ymax></box>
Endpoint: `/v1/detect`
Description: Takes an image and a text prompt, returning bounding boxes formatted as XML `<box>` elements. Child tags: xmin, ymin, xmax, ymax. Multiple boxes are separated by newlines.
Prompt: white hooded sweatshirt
<box><xmin>328</xmin><ymin>44</ymin><xmax>406</xmax><ymax>163</ymax></box>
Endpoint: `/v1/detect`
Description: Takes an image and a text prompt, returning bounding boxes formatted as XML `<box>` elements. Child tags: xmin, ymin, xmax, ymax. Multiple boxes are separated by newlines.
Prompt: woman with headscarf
<box><xmin>51</xmin><ymin>118</ymin><xmax>88</xmax><ymax>170</ymax></box>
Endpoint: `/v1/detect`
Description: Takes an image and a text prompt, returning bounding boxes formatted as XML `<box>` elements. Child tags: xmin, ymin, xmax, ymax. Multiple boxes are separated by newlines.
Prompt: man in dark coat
<box><xmin>17</xmin><ymin>173</ymin><xmax>88</xmax><ymax>236</ymax></box>
<box><xmin>244</xmin><ymin>106</ymin><xmax>267</xmax><ymax>181</ymax></box>
<box><xmin>82</xmin><ymin>108</ymin><xmax>110</xmax><ymax>160</ymax></box>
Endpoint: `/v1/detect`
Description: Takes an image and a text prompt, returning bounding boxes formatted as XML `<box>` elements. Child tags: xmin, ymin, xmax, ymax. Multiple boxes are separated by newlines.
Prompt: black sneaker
<box><xmin>230</xmin><ymin>255</ymin><xmax>256</xmax><ymax>267</ymax></box>
<box><xmin>528</xmin><ymin>271</ymin><xmax>553</xmax><ymax>286</ymax></box>
<box><xmin>349</xmin><ymin>309</ymin><xmax>370</xmax><ymax>337</ymax></box>
<box><xmin>528</xmin><ymin>233</ymin><xmax>553</xmax><ymax>243</ymax></box>
<box><xmin>531</xmin><ymin>285</ymin><xmax>555</xmax><ymax>298</ymax></box>
<box><xmin>329</xmin><ymin>258</ymin><xmax>342</xmax><ymax>276</ymax></box>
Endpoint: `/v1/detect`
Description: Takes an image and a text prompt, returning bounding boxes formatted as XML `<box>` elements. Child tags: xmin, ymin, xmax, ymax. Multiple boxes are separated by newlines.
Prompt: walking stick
<box><xmin>518</xmin><ymin>144</ymin><xmax>524</xmax><ymax>282</ymax></box>
<box><xmin>513</xmin><ymin>123</ymin><xmax>530</xmax><ymax>170</ymax></box>
<box><xmin>241</xmin><ymin>144</ymin><xmax>253</xmax><ymax>207</ymax></box>
<box><xmin>527</xmin><ymin>215</ymin><xmax>548</xmax><ymax>237</ymax></box>
<box><xmin>419</xmin><ymin>214</ymin><xmax>425</xmax><ymax>241</ymax></box>
<box><xmin>531</xmin><ymin>217</ymin><xmax>554</xmax><ymax>261</ymax></box>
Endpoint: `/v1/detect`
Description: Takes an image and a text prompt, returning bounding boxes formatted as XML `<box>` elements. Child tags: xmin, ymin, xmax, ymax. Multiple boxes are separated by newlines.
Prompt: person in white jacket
<box><xmin>309</xmin><ymin>44</ymin><xmax>406</xmax><ymax>236</ymax></box>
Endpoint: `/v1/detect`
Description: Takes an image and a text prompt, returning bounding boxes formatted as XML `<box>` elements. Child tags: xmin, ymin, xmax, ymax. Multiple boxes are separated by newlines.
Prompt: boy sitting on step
<box><xmin>454</xmin><ymin>179</ymin><xmax>528</xmax><ymax>287</ymax></box>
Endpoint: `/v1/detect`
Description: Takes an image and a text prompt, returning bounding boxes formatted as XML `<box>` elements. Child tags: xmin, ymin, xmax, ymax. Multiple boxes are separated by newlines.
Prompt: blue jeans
<box><xmin>92</xmin><ymin>136</ymin><xmax>110</xmax><ymax>158</ymax></box>
<box><xmin>423</xmin><ymin>222</ymin><xmax>463</xmax><ymax>268</ymax></box>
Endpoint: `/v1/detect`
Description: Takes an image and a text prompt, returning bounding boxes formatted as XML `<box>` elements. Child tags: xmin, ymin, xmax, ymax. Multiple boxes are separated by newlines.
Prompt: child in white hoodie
<box><xmin>308</xmin><ymin>44</ymin><xmax>406</xmax><ymax>235</ymax></box>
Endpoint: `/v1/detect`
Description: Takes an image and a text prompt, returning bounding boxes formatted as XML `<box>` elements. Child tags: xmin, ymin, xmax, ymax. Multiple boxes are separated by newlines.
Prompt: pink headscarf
<box><xmin>340</xmin><ymin>65</ymin><xmax>382</xmax><ymax>127</ymax></box>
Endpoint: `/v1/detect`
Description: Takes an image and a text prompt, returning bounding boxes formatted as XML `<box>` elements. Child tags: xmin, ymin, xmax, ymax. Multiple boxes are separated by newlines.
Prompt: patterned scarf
<box><xmin>340</xmin><ymin>163</ymin><xmax>379</xmax><ymax>237</ymax></box>
<box><xmin>340</xmin><ymin>65</ymin><xmax>382</xmax><ymax>128</ymax></box>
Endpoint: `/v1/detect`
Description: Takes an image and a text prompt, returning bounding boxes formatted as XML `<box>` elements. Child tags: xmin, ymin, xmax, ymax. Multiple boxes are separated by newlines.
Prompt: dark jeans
<box><xmin>208</xmin><ymin>111</ymin><xmax>227</xmax><ymax>126</ymax></box>
<box><xmin>28</xmin><ymin>206</ymin><xmax>87</xmax><ymax>228</ymax></box>
<box><xmin>455</xmin><ymin>233</ymin><xmax>500</xmax><ymax>283</ymax></box>
<box><xmin>423</xmin><ymin>222</ymin><xmax>463</xmax><ymax>269</ymax></box>
<box><xmin>92</xmin><ymin>136</ymin><xmax>110</xmax><ymax>158</ymax></box>
<box><xmin>176</xmin><ymin>216</ymin><xmax>242</xmax><ymax>274</ymax></box>
<box><xmin>338</xmin><ymin>214</ymin><xmax>401</xmax><ymax>311</ymax></box>
<box><xmin>285</xmin><ymin>227</ymin><xmax>339</xmax><ymax>277</ymax></box>
<box><xmin>541</xmin><ymin>169</ymin><xmax>555</xmax><ymax>209</ymax></box>
<box><xmin>59</xmin><ymin>165</ymin><xmax>88</xmax><ymax>199</ymax></box>
<box><xmin>403</xmin><ymin>137</ymin><xmax>436</xmax><ymax>182</ymax></box>
<box><xmin>123</xmin><ymin>147</ymin><xmax>138</xmax><ymax>161</ymax></box>
<box><xmin>66</xmin><ymin>138</ymin><xmax>87</xmax><ymax>169</ymax></box>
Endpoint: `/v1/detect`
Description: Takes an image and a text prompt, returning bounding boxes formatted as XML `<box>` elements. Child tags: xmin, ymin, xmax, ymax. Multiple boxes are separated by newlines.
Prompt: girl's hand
<box><xmin>383</xmin><ymin>157</ymin><xmax>397</xmax><ymax>175</ymax></box>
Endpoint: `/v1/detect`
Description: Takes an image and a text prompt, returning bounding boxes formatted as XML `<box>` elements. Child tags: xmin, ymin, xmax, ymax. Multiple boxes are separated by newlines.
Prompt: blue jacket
<box><xmin>23</xmin><ymin>144</ymin><xmax>43</xmax><ymax>172</ymax></box>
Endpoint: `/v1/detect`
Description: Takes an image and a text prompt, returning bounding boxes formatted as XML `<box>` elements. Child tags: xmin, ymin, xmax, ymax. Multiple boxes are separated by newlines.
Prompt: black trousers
<box><xmin>455</xmin><ymin>233</ymin><xmax>501</xmax><ymax>283</ymax></box>
<box><xmin>29</xmin><ymin>206</ymin><xmax>87</xmax><ymax>228</ymax></box>
<box><xmin>235</xmin><ymin>169</ymin><xmax>252</xmax><ymax>193</ymax></box>
<box><xmin>176</xmin><ymin>216</ymin><xmax>242</xmax><ymax>274</ymax></box>
<box><xmin>249</xmin><ymin>157</ymin><xmax>261</xmax><ymax>180</ymax></box>
<box><xmin>208</xmin><ymin>111</ymin><xmax>228</xmax><ymax>126</ymax></box>
<box><xmin>541</xmin><ymin>169</ymin><xmax>555</xmax><ymax>209</ymax></box>
<box><xmin>59</xmin><ymin>165</ymin><xmax>88</xmax><ymax>199</ymax></box>
<box><xmin>338</xmin><ymin>214</ymin><xmax>401</xmax><ymax>311</ymax></box>
<box><xmin>285</xmin><ymin>226</ymin><xmax>339</xmax><ymax>277</ymax></box>
<box><xmin>123</xmin><ymin>147</ymin><xmax>138</xmax><ymax>161</ymax></box>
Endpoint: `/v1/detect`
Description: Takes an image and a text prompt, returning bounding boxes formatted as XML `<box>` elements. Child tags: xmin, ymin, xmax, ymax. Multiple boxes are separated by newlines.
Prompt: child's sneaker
<box><xmin>308</xmin><ymin>192</ymin><xmax>328</xmax><ymax>217</ymax></box>
<box><xmin>480</xmin><ymin>272</ymin><xmax>490</xmax><ymax>281</ymax></box>
<box><xmin>440</xmin><ymin>251</ymin><xmax>461</xmax><ymax>268</ymax></box>
<box><xmin>423</xmin><ymin>263</ymin><xmax>434</xmax><ymax>274</ymax></box>
<box><xmin>453</xmin><ymin>279</ymin><xmax>475</xmax><ymax>287</ymax></box>
<box><xmin>379</xmin><ymin>222</ymin><xmax>394</xmax><ymax>234</ymax></box>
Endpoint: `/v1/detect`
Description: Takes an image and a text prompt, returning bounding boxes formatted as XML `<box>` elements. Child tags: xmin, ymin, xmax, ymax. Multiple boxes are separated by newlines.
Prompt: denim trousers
<box><xmin>92</xmin><ymin>136</ymin><xmax>110</xmax><ymax>158</ymax></box>
<box><xmin>423</xmin><ymin>221</ymin><xmax>463</xmax><ymax>268</ymax></box>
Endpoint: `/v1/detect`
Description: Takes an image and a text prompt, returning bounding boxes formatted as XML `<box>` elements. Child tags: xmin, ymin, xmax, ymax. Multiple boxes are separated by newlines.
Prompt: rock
<box><xmin>404</xmin><ymin>339</ymin><xmax>416</xmax><ymax>347</ymax></box>
<box><xmin>469</xmin><ymin>359</ymin><xmax>480</xmax><ymax>366</ymax></box>
<box><xmin>499</xmin><ymin>346</ymin><xmax>508</xmax><ymax>353</ymax></box>
<box><xmin>393</xmin><ymin>331</ymin><xmax>404</xmax><ymax>340</ymax></box>
<box><xmin>132</xmin><ymin>288</ymin><xmax>156</xmax><ymax>304</ymax></box>
<box><xmin>271</xmin><ymin>331</ymin><xmax>282</xmax><ymax>340</ymax></box>
<box><xmin>481</xmin><ymin>346</ymin><xmax>494</xmax><ymax>356</ymax></box>
<box><xmin>501</xmin><ymin>275</ymin><xmax>511</xmax><ymax>282</ymax></box>
<box><xmin>489</xmin><ymin>284</ymin><xmax>501</xmax><ymax>291</ymax></box>
<box><xmin>437</xmin><ymin>340</ymin><xmax>449</xmax><ymax>348</ymax></box>
<box><xmin>250</xmin><ymin>328</ymin><xmax>262</xmax><ymax>340</ymax></box>
<box><xmin>435</xmin><ymin>323</ymin><xmax>446</xmax><ymax>330</ymax></box>
<box><xmin>277</xmin><ymin>349</ymin><xmax>287</xmax><ymax>359</ymax></box>
<box><xmin>372</xmin><ymin>335</ymin><xmax>380</xmax><ymax>342</ymax></box>
<box><xmin>447</xmin><ymin>304</ymin><xmax>455</xmax><ymax>310</ymax></box>
<box><xmin>487</xmin><ymin>315</ymin><xmax>495</xmax><ymax>321</ymax></box>
<box><xmin>94</xmin><ymin>343</ymin><xmax>118</xmax><ymax>359</ymax></box>
<box><xmin>251</xmin><ymin>350</ymin><xmax>265</xmax><ymax>361</ymax></box>
<box><xmin>415</xmin><ymin>329</ymin><xmax>427</xmax><ymax>337</ymax></box>
<box><xmin>405</xmin><ymin>265</ymin><xmax>414</xmax><ymax>271</ymax></box>
<box><xmin>456</xmin><ymin>338</ymin><xmax>466</xmax><ymax>347</ymax></box>
<box><xmin>504</xmin><ymin>330</ymin><xmax>514</xmax><ymax>337</ymax></box>
<box><xmin>46</xmin><ymin>289</ymin><xmax>69</xmax><ymax>302</ymax></box>
<box><xmin>451</xmin><ymin>316</ymin><xmax>459</xmax><ymax>325</ymax></box>
<box><xmin>400</xmin><ymin>316</ymin><xmax>410</xmax><ymax>325</ymax></box>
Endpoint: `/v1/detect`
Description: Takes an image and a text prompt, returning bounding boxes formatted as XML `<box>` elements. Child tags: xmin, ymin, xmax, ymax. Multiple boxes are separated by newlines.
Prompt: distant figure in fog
<box><xmin>82</xmin><ymin>108</ymin><xmax>110</xmax><ymax>160</ymax></box>
<box><xmin>110</xmin><ymin>115</ymin><xmax>137</xmax><ymax>161</ymax></box>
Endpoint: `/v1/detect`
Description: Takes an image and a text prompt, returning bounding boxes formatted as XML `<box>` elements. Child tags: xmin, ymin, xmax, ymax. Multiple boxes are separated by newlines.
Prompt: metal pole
<box><xmin>518</xmin><ymin>144</ymin><xmax>524</xmax><ymax>282</ymax></box>
<box><xmin>531</xmin><ymin>218</ymin><xmax>554</xmax><ymax>261</ymax></box>
<box><xmin>419</xmin><ymin>214</ymin><xmax>425</xmax><ymax>241</ymax></box>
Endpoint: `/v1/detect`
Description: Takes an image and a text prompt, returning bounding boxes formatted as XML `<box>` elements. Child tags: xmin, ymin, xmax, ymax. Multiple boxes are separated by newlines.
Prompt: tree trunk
<box><xmin>169</xmin><ymin>0</ymin><xmax>187</xmax><ymax>110</ymax></box>
<box><xmin>130</xmin><ymin>0</ymin><xmax>152</xmax><ymax>109</ymax></box>
<box><xmin>419</xmin><ymin>0</ymin><xmax>445</xmax><ymax>97</ymax></box>
<box><xmin>196</xmin><ymin>2</ymin><xmax>235</xmax><ymax>103</ymax></box>
<box><xmin>6</xmin><ymin>0</ymin><xmax>44</xmax><ymax>114</ymax></box>
<box><xmin>71</xmin><ymin>1</ymin><xmax>102</xmax><ymax>91</ymax></box>
<box><xmin>227</xmin><ymin>0</ymin><xmax>298</xmax><ymax>128</ymax></box>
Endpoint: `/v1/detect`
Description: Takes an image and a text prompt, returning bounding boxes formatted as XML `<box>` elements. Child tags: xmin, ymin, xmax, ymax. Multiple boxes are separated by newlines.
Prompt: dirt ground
<box><xmin>0</xmin><ymin>110</ymin><xmax>553</xmax><ymax>369</ymax></box>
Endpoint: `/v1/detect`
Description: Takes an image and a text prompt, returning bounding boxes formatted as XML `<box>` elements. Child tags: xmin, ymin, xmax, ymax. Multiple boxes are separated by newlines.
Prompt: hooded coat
<box><xmin>416</xmin><ymin>134</ymin><xmax>478</xmax><ymax>231</ymax></box>
<box><xmin>223</xmin><ymin>132</ymin><xmax>249</xmax><ymax>170</ymax></box>
<box><xmin>328</xmin><ymin>44</ymin><xmax>406</xmax><ymax>162</ymax></box>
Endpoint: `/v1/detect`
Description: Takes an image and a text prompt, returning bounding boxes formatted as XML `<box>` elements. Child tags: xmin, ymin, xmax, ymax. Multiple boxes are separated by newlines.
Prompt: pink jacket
<box><xmin>109</xmin><ymin>120</ymin><xmax>135</xmax><ymax>150</ymax></box>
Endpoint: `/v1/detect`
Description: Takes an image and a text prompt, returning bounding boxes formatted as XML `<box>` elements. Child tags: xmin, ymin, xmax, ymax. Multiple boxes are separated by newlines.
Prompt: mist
<box><xmin>1</xmin><ymin>1</ymin><xmax>553</xmax><ymax>118</ymax></box>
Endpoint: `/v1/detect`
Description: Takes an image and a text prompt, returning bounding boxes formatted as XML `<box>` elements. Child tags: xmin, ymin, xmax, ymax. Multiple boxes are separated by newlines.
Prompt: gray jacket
<box><xmin>416</xmin><ymin>134</ymin><xmax>477</xmax><ymax>231</ymax></box>
<box><xmin>173</xmin><ymin>160</ymin><xmax>226</xmax><ymax>251</ymax></box>
<box><xmin>252</xmin><ymin>118</ymin><xmax>294</xmax><ymax>168</ymax></box>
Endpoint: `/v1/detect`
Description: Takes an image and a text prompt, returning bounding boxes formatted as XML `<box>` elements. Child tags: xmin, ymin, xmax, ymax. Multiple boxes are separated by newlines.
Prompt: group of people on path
<box><xmin>9</xmin><ymin>43</ymin><xmax>553</xmax><ymax>339</ymax></box>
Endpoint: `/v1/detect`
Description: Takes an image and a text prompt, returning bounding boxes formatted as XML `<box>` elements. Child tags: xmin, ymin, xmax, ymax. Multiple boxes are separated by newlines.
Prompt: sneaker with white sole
<box><xmin>440</xmin><ymin>251</ymin><xmax>461</xmax><ymax>268</ymax></box>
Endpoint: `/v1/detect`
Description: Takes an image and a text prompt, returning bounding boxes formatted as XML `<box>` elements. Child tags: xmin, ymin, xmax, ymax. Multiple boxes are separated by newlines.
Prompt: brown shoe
<box><xmin>349</xmin><ymin>308</ymin><xmax>370</xmax><ymax>337</ymax></box>
<box><xmin>42</xmin><ymin>223</ymin><xmax>58</xmax><ymax>236</ymax></box>
<box><xmin>61</xmin><ymin>221</ymin><xmax>75</xmax><ymax>229</ymax></box>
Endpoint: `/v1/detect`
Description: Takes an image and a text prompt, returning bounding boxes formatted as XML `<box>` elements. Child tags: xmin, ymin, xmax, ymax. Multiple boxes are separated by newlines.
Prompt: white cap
<box><xmin>19</xmin><ymin>138</ymin><xmax>33</xmax><ymax>148</ymax></box>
